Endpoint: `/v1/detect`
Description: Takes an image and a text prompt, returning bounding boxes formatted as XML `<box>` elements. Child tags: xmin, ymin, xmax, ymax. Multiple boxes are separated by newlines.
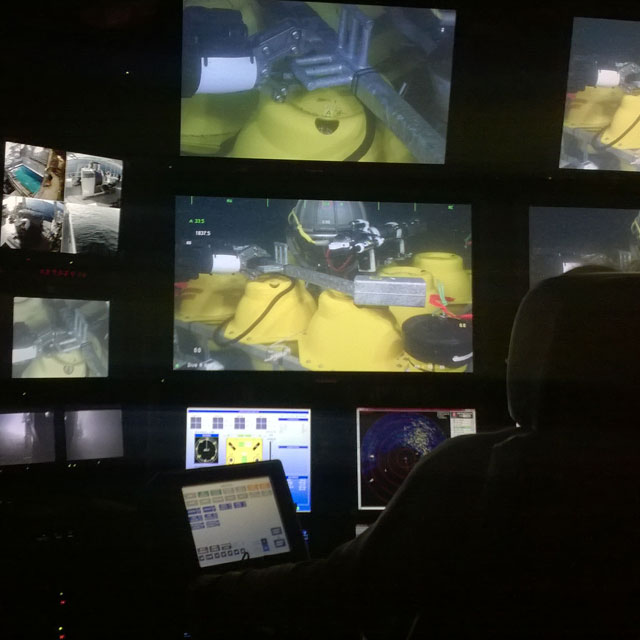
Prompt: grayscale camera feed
<box><xmin>181</xmin><ymin>2</ymin><xmax>455</xmax><ymax>163</ymax></box>
<box><xmin>1</xmin><ymin>196</ymin><xmax>65</xmax><ymax>252</ymax></box>
<box><xmin>174</xmin><ymin>197</ymin><xmax>472</xmax><ymax>373</ymax></box>
<box><xmin>3</xmin><ymin>142</ymin><xmax>66</xmax><ymax>202</ymax></box>
<box><xmin>12</xmin><ymin>297</ymin><xmax>110</xmax><ymax>379</ymax></box>
<box><xmin>562</xmin><ymin>18</ymin><xmax>640</xmax><ymax>171</ymax></box>
<box><xmin>529</xmin><ymin>207</ymin><xmax>640</xmax><ymax>286</ymax></box>
<box><xmin>64</xmin><ymin>409</ymin><xmax>123</xmax><ymax>461</ymax></box>
<box><xmin>0</xmin><ymin>412</ymin><xmax>55</xmax><ymax>466</ymax></box>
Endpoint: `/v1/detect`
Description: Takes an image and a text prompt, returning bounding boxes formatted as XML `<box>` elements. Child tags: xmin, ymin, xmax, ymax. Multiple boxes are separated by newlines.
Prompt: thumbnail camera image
<box><xmin>1</xmin><ymin>197</ymin><xmax>65</xmax><ymax>252</ymax></box>
<box><xmin>4</xmin><ymin>141</ymin><xmax>66</xmax><ymax>202</ymax></box>
<box><xmin>12</xmin><ymin>297</ymin><xmax>110</xmax><ymax>378</ymax></box>
<box><xmin>181</xmin><ymin>2</ymin><xmax>455</xmax><ymax>163</ymax></box>
<box><xmin>174</xmin><ymin>197</ymin><xmax>472</xmax><ymax>373</ymax></box>
<box><xmin>561</xmin><ymin>18</ymin><xmax>640</xmax><ymax>171</ymax></box>
<box><xmin>64</xmin><ymin>409</ymin><xmax>123</xmax><ymax>461</ymax></box>
<box><xmin>357</xmin><ymin>408</ymin><xmax>476</xmax><ymax>509</ymax></box>
<box><xmin>0</xmin><ymin>412</ymin><xmax>55</xmax><ymax>466</ymax></box>
<box><xmin>529</xmin><ymin>207</ymin><xmax>640</xmax><ymax>286</ymax></box>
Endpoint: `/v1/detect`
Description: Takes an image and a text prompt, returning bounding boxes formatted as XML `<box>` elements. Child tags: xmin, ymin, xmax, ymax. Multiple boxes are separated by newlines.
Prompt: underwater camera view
<box><xmin>561</xmin><ymin>17</ymin><xmax>640</xmax><ymax>172</ymax></box>
<box><xmin>357</xmin><ymin>408</ymin><xmax>476</xmax><ymax>509</ymax></box>
<box><xmin>529</xmin><ymin>207</ymin><xmax>640</xmax><ymax>286</ymax></box>
<box><xmin>12</xmin><ymin>298</ymin><xmax>110</xmax><ymax>379</ymax></box>
<box><xmin>174</xmin><ymin>197</ymin><xmax>472</xmax><ymax>373</ymax></box>
<box><xmin>180</xmin><ymin>2</ymin><xmax>455</xmax><ymax>163</ymax></box>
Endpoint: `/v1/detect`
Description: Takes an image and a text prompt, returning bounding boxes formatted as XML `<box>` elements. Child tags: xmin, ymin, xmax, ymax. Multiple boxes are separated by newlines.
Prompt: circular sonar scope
<box><xmin>360</xmin><ymin>412</ymin><xmax>447</xmax><ymax>507</ymax></box>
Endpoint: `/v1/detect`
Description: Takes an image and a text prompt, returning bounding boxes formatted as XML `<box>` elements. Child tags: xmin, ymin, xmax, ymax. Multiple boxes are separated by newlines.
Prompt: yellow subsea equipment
<box><xmin>229</xmin><ymin>86</ymin><xmax>414</xmax><ymax>163</ymax></box>
<box><xmin>412</xmin><ymin>252</ymin><xmax>471</xmax><ymax>305</ymax></box>
<box><xmin>21</xmin><ymin>350</ymin><xmax>87</xmax><ymax>379</ymax></box>
<box><xmin>13</xmin><ymin>297</ymin><xmax>51</xmax><ymax>332</ymax></box>
<box><xmin>181</xmin><ymin>0</ymin><xmax>263</xmax><ymax>155</ymax></box>
<box><xmin>564</xmin><ymin>86</ymin><xmax>624</xmax><ymax>130</ymax></box>
<box><xmin>176</xmin><ymin>273</ymin><xmax>248</xmax><ymax>324</ymax></box>
<box><xmin>297</xmin><ymin>289</ymin><xmax>404</xmax><ymax>371</ymax></box>
<box><xmin>600</xmin><ymin>93</ymin><xmax>640</xmax><ymax>149</ymax></box>
<box><xmin>223</xmin><ymin>275</ymin><xmax>316</xmax><ymax>344</ymax></box>
<box><xmin>377</xmin><ymin>265</ymin><xmax>439</xmax><ymax>327</ymax></box>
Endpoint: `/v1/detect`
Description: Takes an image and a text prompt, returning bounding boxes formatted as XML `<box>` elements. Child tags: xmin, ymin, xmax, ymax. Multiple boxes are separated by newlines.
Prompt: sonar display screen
<box><xmin>357</xmin><ymin>407</ymin><xmax>476</xmax><ymax>509</ymax></box>
<box><xmin>529</xmin><ymin>207</ymin><xmax>640</xmax><ymax>286</ymax></box>
<box><xmin>180</xmin><ymin>2</ymin><xmax>455</xmax><ymax>164</ymax></box>
<box><xmin>3</xmin><ymin>142</ymin><xmax>122</xmax><ymax>255</ymax></box>
<box><xmin>174</xmin><ymin>196</ymin><xmax>472</xmax><ymax>373</ymax></box>
<box><xmin>186</xmin><ymin>408</ymin><xmax>311</xmax><ymax>512</ymax></box>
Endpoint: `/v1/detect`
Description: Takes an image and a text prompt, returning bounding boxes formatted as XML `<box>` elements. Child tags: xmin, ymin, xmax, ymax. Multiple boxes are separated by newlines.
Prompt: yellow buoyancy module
<box><xmin>176</xmin><ymin>273</ymin><xmax>248</xmax><ymax>324</ymax></box>
<box><xmin>229</xmin><ymin>86</ymin><xmax>414</xmax><ymax>163</ymax></box>
<box><xmin>223</xmin><ymin>275</ymin><xmax>316</xmax><ymax>344</ymax></box>
<box><xmin>21</xmin><ymin>349</ymin><xmax>87</xmax><ymax>378</ymax></box>
<box><xmin>564</xmin><ymin>86</ymin><xmax>624</xmax><ymax>130</ymax></box>
<box><xmin>600</xmin><ymin>93</ymin><xmax>640</xmax><ymax>149</ymax></box>
<box><xmin>412</xmin><ymin>252</ymin><xmax>471</xmax><ymax>305</ymax></box>
<box><xmin>297</xmin><ymin>290</ymin><xmax>404</xmax><ymax>371</ymax></box>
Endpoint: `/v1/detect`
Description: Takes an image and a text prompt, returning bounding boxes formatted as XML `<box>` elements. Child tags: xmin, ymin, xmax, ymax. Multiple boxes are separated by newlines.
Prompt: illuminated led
<box><xmin>58</xmin><ymin>626</ymin><xmax>63</xmax><ymax>631</ymax></box>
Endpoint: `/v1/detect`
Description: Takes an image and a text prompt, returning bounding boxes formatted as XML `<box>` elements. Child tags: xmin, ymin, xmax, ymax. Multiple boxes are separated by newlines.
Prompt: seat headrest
<box><xmin>507</xmin><ymin>271</ymin><xmax>640</xmax><ymax>431</ymax></box>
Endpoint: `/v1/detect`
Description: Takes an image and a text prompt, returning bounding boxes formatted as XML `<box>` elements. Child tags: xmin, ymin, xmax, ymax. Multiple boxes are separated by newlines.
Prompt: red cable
<box><xmin>428</xmin><ymin>294</ymin><xmax>473</xmax><ymax>320</ymax></box>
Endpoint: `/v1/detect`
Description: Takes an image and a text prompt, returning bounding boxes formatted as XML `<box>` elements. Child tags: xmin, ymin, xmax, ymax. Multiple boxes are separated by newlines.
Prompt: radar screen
<box><xmin>174</xmin><ymin>197</ymin><xmax>472</xmax><ymax>373</ymax></box>
<box><xmin>186</xmin><ymin>408</ymin><xmax>311</xmax><ymax>512</ymax></box>
<box><xmin>357</xmin><ymin>407</ymin><xmax>476</xmax><ymax>510</ymax></box>
<box><xmin>181</xmin><ymin>2</ymin><xmax>455</xmax><ymax>164</ymax></box>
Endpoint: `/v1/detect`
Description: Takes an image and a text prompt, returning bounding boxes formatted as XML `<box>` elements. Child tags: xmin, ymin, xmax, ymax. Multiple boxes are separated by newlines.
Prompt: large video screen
<box><xmin>561</xmin><ymin>17</ymin><xmax>640</xmax><ymax>171</ymax></box>
<box><xmin>0</xmin><ymin>411</ymin><xmax>55</xmax><ymax>466</ymax></box>
<box><xmin>64</xmin><ymin>409</ymin><xmax>124</xmax><ymax>461</ymax></box>
<box><xmin>529</xmin><ymin>207</ymin><xmax>640</xmax><ymax>286</ymax></box>
<box><xmin>357</xmin><ymin>407</ymin><xmax>476</xmax><ymax>510</ymax></box>
<box><xmin>12</xmin><ymin>297</ymin><xmax>110</xmax><ymax>378</ymax></box>
<box><xmin>180</xmin><ymin>2</ymin><xmax>455</xmax><ymax>164</ymax></box>
<box><xmin>186</xmin><ymin>407</ymin><xmax>311</xmax><ymax>512</ymax></box>
<box><xmin>3</xmin><ymin>142</ymin><xmax>122</xmax><ymax>255</ymax></box>
<box><xmin>174</xmin><ymin>197</ymin><xmax>472</xmax><ymax>373</ymax></box>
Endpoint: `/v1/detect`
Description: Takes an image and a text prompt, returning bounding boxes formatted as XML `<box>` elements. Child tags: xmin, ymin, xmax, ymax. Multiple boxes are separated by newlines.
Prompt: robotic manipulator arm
<box><xmin>181</xmin><ymin>5</ymin><xmax>446</xmax><ymax>163</ymax></box>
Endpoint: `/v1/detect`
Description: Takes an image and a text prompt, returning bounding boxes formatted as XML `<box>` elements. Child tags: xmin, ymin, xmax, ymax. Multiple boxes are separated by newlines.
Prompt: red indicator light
<box><xmin>59</xmin><ymin>635</ymin><xmax>65</xmax><ymax>639</ymax></box>
<box><xmin>60</xmin><ymin>600</ymin><xmax>66</xmax><ymax>605</ymax></box>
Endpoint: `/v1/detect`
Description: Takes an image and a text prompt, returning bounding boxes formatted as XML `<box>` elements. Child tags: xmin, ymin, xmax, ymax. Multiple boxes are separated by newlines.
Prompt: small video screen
<box><xmin>357</xmin><ymin>407</ymin><xmax>476</xmax><ymax>510</ymax></box>
<box><xmin>181</xmin><ymin>2</ymin><xmax>455</xmax><ymax>164</ymax></box>
<box><xmin>174</xmin><ymin>197</ymin><xmax>472</xmax><ymax>373</ymax></box>
<box><xmin>64</xmin><ymin>153</ymin><xmax>122</xmax><ymax>208</ymax></box>
<box><xmin>0</xmin><ymin>411</ymin><xmax>55</xmax><ymax>466</ymax></box>
<box><xmin>12</xmin><ymin>297</ymin><xmax>110</xmax><ymax>378</ymax></box>
<box><xmin>64</xmin><ymin>409</ymin><xmax>123</xmax><ymax>461</ymax></box>
<box><xmin>529</xmin><ymin>207</ymin><xmax>640</xmax><ymax>286</ymax></box>
<box><xmin>4</xmin><ymin>142</ymin><xmax>66</xmax><ymax>202</ymax></box>
<box><xmin>1</xmin><ymin>196</ymin><xmax>65</xmax><ymax>252</ymax></box>
<box><xmin>186</xmin><ymin>408</ymin><xmax>311</xmax><ymax>512</ymax></box>
<box><xmin>561</xmin><ymin>17</ymin><xmax>640</xmax><ymax>171</ymax></box>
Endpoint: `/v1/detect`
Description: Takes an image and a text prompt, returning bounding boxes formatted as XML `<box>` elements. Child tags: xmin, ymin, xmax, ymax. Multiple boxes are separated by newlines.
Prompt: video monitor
<box><xmin>12</xmin><ymin>297</ymin><xmax>110</xmax><ymax>378</ymax></box>
<box><xmin>357</xmin><ymin>407</ymin><xmax>476</xmax><ymax>510</ymax></box>
<box><xmin>0</xmin><ymin>411</ymin><xmax>55</xmax><ymax>466</ymax></box>
<box><xmin>561</xmin><ymin>17</ymin><xmax>640</xmax><ymax>171</ymax></box>
<box><xmin>4</xmin><ymin>142</ymin><xmax>66</xmax><ymax>201</ymax></box>
<box><xmin>180</xmin><ymin>2</ymin><xmax>455</xmax><ymax>163</ymax></box>
<box><xmin>2</xmin><ymin>142</ymin><xmax>122</xmax><ymax>255</ymax></box>
<box><xmin>174</xmin><ymin>197</ymin><xmax>472</xmax><ymax>373</ymax></box>
<box><xmin>64</xmin><ymin>409</ymin><xmax>123</xmax><ymax>461</ymax></box>
<box><xmin>529</xmin><ymin>207</ymin><xmax>640</xmax><ymax>286</ymax></box>
<box><xmin>186</xmin><ymin>407</ymin><xmax>311</xmax><ymax>512</ymax></box>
